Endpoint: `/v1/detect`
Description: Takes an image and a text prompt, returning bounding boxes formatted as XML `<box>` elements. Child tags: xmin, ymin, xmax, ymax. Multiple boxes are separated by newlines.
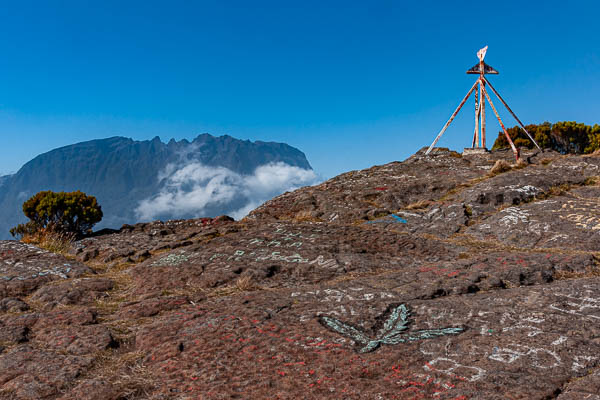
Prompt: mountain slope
<box><xmin>0</xmin><ymin>134</ymin><xmax>313</xmax><ymax>238</ymax></box>
<box><xmin>2</xmin><ymin>148</ymin><xmax>600</xmax><ymax>398</ymax></box>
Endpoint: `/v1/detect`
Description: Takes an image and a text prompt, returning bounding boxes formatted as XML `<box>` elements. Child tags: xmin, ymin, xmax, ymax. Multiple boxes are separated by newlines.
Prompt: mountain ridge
<box><xmin>0</xmin><ymin>134</ymin><xmax>313</xmax><ymax>239</ymax></box>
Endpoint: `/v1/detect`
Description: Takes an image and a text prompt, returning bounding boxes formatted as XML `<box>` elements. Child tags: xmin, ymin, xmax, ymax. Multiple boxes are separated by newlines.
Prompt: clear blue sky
<box><xmin>1</xmin><ymin>0</ymin><xmax>599</xmax><ymax>178</ymax></box>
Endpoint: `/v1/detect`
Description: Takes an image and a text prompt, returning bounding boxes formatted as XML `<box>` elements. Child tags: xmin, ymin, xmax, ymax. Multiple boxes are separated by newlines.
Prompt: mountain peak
<box><xmin>0</xmin><ymin>134</ymin><xmax>314</xmax><ymax>239</ymax></box>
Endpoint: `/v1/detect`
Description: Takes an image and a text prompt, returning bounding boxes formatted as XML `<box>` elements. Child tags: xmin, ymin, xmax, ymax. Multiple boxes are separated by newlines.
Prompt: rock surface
<box><xmin>2</xmin><ymin>148</ymin><xmax>600</xmax><ymax>399</ymax></box>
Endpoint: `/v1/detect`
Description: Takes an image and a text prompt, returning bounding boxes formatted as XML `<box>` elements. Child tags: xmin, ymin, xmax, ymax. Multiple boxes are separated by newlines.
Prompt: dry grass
<box><xmin>547</xmin><ymin>183</ymin><xmax>571</xmax><ymax>197</ymax></box>
<box><xmin>513</xmin><ymin>158</ymin><xmax>528</xmax><ymax>169</ymax></box>
<box><xmin>553</xmin><ymin>265</ymin><xmax>600</xmax><ymax>281</ymax></box>
<box><xmin>207</xmin><ymin>276</ymin><xmax>263</xmax><ymax>298</ymax></box>
<box><xmin>489</xmin><ymin>160</ymin><xmax>512</xmax><ymax>176</ymax></box>
<box><xmin>72</xmin><ymin>349</ymin><xmax>157</xmax><ymax>400</ymax></box>
<box><xmin>405</xmin><ymin>199</ymin><xmax>433</xmax><ymax>210</ymax></box>
<box><xmin>292</xmin><ymin>210</ymin><xmax>322</xmax><ymax>223</ymax></box>
<box><xmin>583</xmin><ymin>149</ymin><xmax>600</xmax><ymax>157</ymax></box>
<box><xmin>22</xmin><ymin>229</ymin><xmax>75</xmax><ymax>256</ymax></box>
<box><xmin>235</xmin><ymin>275</ymin><xmax>259</xmax><ymax>291</ymax></box>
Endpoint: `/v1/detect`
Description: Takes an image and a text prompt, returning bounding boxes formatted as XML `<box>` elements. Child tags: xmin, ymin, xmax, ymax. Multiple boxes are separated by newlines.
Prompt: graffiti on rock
<box><xmin>366</xmin><ymin>214</ymin><xmax>408</xmax><ymax>225</ymax></box>
<box><xmin>318</xmin><ymin>303</ymin><xmax>464</xmax><ymax>353</ymax></box>
<box><xmin>151</xmin><ymin>252</ymin><xmax>190</xmax><ymax>267</ymax></box>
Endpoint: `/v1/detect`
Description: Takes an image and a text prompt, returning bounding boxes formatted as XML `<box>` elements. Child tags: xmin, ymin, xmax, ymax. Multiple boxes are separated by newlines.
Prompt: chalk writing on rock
<box><xmin>424</xmin><ymin>357</ymin><xmax>486</xmax><ymax>382</ymax></box>
<box><xmin>209</xmin><ymin>247</ymin><xmax>339</xmax><ymax>270</ymax></box>
<box><xmin>292</xmin><ymin>287</ymin><xmax>395</xmax><ymax>322</ymax></box>
<box><xmin>365</xmin><ymin>214</ymin><xmax>407</xmax><ymax>225</ymax></box>
<box><xmin>318</xmin><ymin>303</ymin><xmax>464</xmax><ymax>353</ymax></box>
<box><xmin>550</xmin><ymin>293</ymin><xmax>600</xmax><ymax>320</ymax></box>
<box><xmin>151</xmin><ymin>252</ymin><xmax>189</xmax><ymax>267</ymax></box>
<box><xmin>553</xmin><ymin>199</ymin><xmax>600</xmax><ymax>230</ymax></box>
<box><xmin>488</xmin><ymin>344</ymin><xmax>561</xmax><ymax>369</ymax></box>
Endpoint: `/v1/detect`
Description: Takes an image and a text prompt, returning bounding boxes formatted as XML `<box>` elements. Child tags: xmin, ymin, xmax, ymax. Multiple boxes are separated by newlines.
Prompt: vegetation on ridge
<box><xmin>492</xmin><ymin>121</ymin><xmax>600</xmax><ymax>153</ymax></box>
<box><xmin>10</xmin><ymin>190</ymin><xmax>103</xmax><ymax>241</ymax></box>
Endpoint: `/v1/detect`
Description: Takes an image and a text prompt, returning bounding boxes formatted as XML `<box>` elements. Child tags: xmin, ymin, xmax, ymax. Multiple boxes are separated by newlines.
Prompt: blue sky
<box><xmin>1</xmin><ymin>0</ymin><xmax>599</xmax><ymax>178</ymax></box>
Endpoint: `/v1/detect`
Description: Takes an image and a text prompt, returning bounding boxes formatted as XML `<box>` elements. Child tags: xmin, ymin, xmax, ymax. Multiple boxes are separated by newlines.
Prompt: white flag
<box><xmin>477</xmin><ymin>46</ymin><xmax>488</xmax><ymax>62</ymax></box>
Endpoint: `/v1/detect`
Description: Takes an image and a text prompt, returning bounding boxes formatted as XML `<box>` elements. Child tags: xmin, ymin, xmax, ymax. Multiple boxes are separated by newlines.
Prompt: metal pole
<box><xmin>473</xmin><ymin>79</ymin><xmax>480</xmax><ymax>148</ymax></box>
<box><xmin>483</xmin><ymin>77</ymin><xmax>543</xmax><ymax>152</ymax></box>
<box><xmin>483</xmin><ymin>86</ymin><xmax>519</xmax><ymax>161</ymax></box>
<box><xmin>480</xmin><ymin>79</ymin><xmax>486</xmax><ymax>148</ymax></box>
<box><xmin>425</xmin><ymin>79</ymin><xmax>480</xmax><ymax>155</ymax></box>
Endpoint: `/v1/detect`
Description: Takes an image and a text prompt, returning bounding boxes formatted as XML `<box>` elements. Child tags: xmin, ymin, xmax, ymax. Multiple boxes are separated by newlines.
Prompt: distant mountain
<box><xmin>0</xmin><ymin>134</ymin><xmax>314</xmax><ymax>239</ymax></box>
<box><xmin>0</xmin><ymin>174</ymin><xmax>11</xmax><ymax>189</ymax></box>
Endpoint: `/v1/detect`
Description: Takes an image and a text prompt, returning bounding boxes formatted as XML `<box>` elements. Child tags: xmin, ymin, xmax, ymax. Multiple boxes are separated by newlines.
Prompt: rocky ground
<box><xmin>2</xmin><ymin>148</ymin><xmax>600</xmax><ymax>399</ymax></box>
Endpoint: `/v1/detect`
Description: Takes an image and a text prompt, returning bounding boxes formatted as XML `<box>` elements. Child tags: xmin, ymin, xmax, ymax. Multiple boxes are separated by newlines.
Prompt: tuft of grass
<box><xmin>207</xmin><ymin>276</ymin><xmax>263</xmax><ymax>298</ymax></box>
<box><xmin>75</xmin><ymin>349</ymin><xmax>157</xmax><ymax>400</ymax></box>
<box><xmin>22</xmin><ymin>229</ymin><xmax>75</xmax><ymax>256</ymax></box>
<box><xmin>512</xmin><ymin>158</ymin><xmax>528</xmax><ymax>169</ymax></box>
<box><xmin>292</xmin><ymin>210</ymin><xmax>322</xmax><ymax>223</ymax></box>
<box><xmin>235</xmin><ymin>275</ymin><xmax>259</xmax><ymax>291</ymax></box>
<box><xmin>405</xmin><ymin>199</ymin><xmax>433</xmax><ymax>210</ymax></box>
<box><xmin>553</xmin><ymin>265</ymin><xmax>600</xmax><ymax>281</ymax></box>
<box><xmin>547</xmin><ymin>183</ymin><xmax>571</xmax><ymax>197</ymax></box>
<box><xmin>488</xmin><ymin>160</ymin><xmax>512</xmax><ymax>176</ymax></box>
<box><xmin>463</xmin><ymin>205</ymin><xmax>473</xmax><ymax>218</ymax></box>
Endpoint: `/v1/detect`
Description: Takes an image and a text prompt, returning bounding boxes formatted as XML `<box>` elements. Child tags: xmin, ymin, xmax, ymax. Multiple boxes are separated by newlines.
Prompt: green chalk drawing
<box><xmin>151</xmin><ymin>253</ymin><xmax>189</xmax><ymax>267</ymax></box>
<box><xmin>318</xmin><ymin>303</ymin><xmax>464</xmax><ymax>353</ymax></box>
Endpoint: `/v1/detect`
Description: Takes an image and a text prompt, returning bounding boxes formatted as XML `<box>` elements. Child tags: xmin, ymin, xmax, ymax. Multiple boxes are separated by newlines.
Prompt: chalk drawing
<box><xmin>227</xmin><ymin>250</ymin><xmax>245</xmax><ymax>261</ymax></box>
<box><xmin>551</xmin><ymin>336</ymin><xmax>567</xmax><ymax>346</ymax></box>
<box><xmin>308</xmin><ymin>255</ymin><xmax>338</xmax><ymax>269</ymax></box>
<box><xmin>366</xmin><ymin>214</ymin><xmax>407</xmax><ymax>225</ymax></box>
<box><xmin>391</xmin><ymin>215</ymin><xmax>408</xmax><ymax>223</ymax></box>
<box><xmin>553</xmin><ymin>199</ymin><xmax>600</xmax><ymax>230</ymax></box>
<box><xmin>292</xmin><ymin>288</ymin><xmax>395</xmax><ymax>321</ymax></box>
<box><xmin>572</xmin><ymin>355</ymin><xmax>597</xmax><ymax>372</ymax></box>
<box><xmin>291</xmin><ymin>288</ymin><xmax>394</xmax><ymax>303</ymax></box>
<box><xmin>256</xmin><ymin>252</ymin><xmax>308</xmax><ymax>263</ymax></box>
<box><xmin>208</xmin><ymin>253</ymin><xmax>227</xmax><ymax>261</ymax></box>
<box><xmin>499</xmin><ymin>312</ymin><xmax>545</xmax><ymax>337</ymax></box>
<box><xmin>151</xmin><ymin>252</ymin><xmax>190</xmax><ymax>267</ymax></box>
<box><xmin>488</xmin><ymin>344</ymin><xmax>561</xmax><ymax>369</ymax></box>
<box><xmin>499</xmin><ymin>207</ymin><xmax>530</xmax><ymax>226</ymax></box>
<box><xmin>550</xmin><ymin>293</ymin><xmax>600</xmax><ymax>320</ymax></box>
<box><xmin>319</xmin><ymin>303</ymin><xmax>464</xmax><ymax>353</ymax></box>
<box><xmin>424</xmin><ymin>357</ymin><xmax>486</xmax><ymax>382</ymax></box>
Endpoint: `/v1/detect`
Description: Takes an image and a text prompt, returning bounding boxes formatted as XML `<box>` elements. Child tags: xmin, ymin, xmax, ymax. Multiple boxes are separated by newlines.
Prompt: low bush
<box><xmin>10</xmin><ymin>190</ymin><xmax>103</xmax><ymax>240</ymax></box>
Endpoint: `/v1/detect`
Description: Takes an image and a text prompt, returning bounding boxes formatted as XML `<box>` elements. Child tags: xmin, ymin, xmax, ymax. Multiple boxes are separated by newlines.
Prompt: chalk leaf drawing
<box><xmin>318</xmin><ymin>303</ymin><xmax>464</xmax><ymax>353</ymax></box>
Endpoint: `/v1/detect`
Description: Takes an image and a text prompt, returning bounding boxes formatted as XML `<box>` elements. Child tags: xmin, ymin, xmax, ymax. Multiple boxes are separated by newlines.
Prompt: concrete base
<box><xmin>463</xmin><ymin>147</ymin><xmax>489</xmax><ymax>155</ymax></box>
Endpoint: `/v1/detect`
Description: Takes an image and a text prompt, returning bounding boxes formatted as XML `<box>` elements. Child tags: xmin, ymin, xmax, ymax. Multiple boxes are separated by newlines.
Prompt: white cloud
<box><xmin>135</xmin><ymin>162</ymin><xmax>318</xmax><ymax>221</ymax></box>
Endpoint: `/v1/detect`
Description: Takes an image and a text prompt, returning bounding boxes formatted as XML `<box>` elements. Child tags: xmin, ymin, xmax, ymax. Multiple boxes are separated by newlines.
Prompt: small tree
<box><xmin>10</xmin><ymin>190</ymin><xmax>103</xmax><ymax>239</ymax></box>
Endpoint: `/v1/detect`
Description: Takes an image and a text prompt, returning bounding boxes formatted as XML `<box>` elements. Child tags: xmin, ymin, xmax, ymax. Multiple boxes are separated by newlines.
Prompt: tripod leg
<box><xmin>480</xmin><ymin>81</ymin><xmax>486</xmax><ymax>148</ymax></box>
<box><xmin>483</xmin><ymin>77</ymin><xmax>542</xmax><ymax>152</ymax></box>
<box><xmin>426</xmin><ymin>79</ymin><xmax>479</xmax><ymax>155</ymax></box>
<box><xmin>483</xmin><ymin>86</ymin><xmax>519</xmax><ymax>161</ymax></box>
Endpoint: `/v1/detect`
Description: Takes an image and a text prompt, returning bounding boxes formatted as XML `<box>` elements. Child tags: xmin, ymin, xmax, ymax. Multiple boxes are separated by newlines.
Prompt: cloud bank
<box><xmin>135</xmin><ymin>162</ymin><xmax>318</xmax><ymax>221</ymax></box>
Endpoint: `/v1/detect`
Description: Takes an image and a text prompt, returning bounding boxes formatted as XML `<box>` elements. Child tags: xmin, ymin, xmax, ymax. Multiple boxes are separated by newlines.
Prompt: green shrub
<box><xmin>492</xmin><ymin>121</ymin><xmax>600</xmax><ymax>154</ymax></box>
<box><xmin>10</xmin><ymin>190</ymin><xmax>103</xmax><ymax>239</ymax></box>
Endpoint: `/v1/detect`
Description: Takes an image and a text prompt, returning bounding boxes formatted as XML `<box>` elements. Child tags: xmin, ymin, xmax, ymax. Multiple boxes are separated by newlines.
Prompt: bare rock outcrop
<box><xmin>2</xmin><ymin>148</ymin><xmax>600</xmax><ymax>399</ymax></box>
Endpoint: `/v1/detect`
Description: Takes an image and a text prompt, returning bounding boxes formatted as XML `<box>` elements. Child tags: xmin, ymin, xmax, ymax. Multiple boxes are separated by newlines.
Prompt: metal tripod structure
<box><xmin>425</xmin><ymin>46</ymin><xmax>542</xmax><ymax>161</ymax></box>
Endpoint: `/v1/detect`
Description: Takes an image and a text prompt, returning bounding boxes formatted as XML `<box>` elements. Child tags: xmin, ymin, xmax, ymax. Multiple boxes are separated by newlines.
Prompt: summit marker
<box><xmin>425</xmin><ymin>46</ymin><xmax>541</xmax><ymax>161</ymax></box>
